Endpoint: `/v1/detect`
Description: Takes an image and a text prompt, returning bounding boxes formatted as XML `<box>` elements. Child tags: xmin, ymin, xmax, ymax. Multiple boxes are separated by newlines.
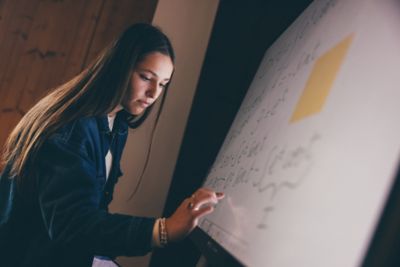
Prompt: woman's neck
<box><xmin>108</xmin><ymin>105</ymin><xmax>123</xmax><ymax>117</ymax></box>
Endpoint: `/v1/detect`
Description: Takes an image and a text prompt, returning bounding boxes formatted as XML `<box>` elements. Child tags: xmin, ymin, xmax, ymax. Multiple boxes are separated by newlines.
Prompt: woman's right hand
<box><xmin>165</xmin><ymin>187</ymin><xmax>225</xmax><ymax>243</ymax></box>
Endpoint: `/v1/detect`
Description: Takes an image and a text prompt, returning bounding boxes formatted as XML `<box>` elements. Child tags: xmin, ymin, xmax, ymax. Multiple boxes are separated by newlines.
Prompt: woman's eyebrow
<box><xmin>139</xmin><ymin>69</ymin><xmax>170</xmax><ymax>81</ymax></box>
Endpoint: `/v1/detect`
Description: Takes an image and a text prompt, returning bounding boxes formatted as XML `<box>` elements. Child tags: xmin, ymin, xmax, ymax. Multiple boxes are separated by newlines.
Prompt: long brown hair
<box><xmin>2</xmin><ymin>23</ymin><xmax>175</xmax><ymax>185</ymax></box>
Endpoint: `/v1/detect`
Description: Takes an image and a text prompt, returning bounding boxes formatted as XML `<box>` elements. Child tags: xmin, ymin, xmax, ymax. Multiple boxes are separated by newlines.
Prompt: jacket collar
<box><xmin>97</xmin><ymin>110</ymin><xmax>129</xmax><ymax>135</ymax></box>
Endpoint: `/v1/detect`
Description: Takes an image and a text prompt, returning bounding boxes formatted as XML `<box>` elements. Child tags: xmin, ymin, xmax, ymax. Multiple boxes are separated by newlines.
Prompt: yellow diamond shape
<box><xmin>290</xmin><ymin>34</ymin><xmax>354</xmax><ymax>123</ymax></box>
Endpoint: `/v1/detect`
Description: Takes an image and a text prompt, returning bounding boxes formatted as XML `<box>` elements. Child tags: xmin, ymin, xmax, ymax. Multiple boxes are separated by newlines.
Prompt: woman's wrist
<box><xmin>151</xmin><ymin>218</ymin><xmax>161</xmax><ymax>247</ymax></box>
<box><xmin>151</xmin><ymin>217</ymin><xmax>169</xmax><ymax>248</ymax></box>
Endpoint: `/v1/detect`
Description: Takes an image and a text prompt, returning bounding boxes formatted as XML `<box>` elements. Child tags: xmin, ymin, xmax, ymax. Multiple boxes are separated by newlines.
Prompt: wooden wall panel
<box><xmin>16</xmin><ymin>1</ymin><xmax>105</xmax><ymax>113</ymax></box>
<box><xmin>84</xmin><ymin>0</ymin><xmax>158</xmax><ymax>66</ymax></box>
<box><xmin>60</xmin><ymin>1</ymin><xmax>106</xmax><ymax>81</ymax></box>
<box><xmin>0</xmin><ymin>0</ymin><xmax>39</xmax><ymax>110</ymax></box>
<box><xmin>0</xmin><ymin>0</ymin><xmax>158</xmax><ymax>171</ymax></box>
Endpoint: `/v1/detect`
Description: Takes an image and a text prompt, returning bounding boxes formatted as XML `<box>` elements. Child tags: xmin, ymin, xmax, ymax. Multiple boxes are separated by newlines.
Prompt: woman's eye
<box><xmin>140</xmin><ymin>74</ymin><xmax>151</xmax><ymax>81</ymax></box>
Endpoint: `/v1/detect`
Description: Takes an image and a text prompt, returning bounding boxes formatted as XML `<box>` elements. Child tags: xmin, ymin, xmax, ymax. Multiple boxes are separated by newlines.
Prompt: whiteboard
<box><xmin>199</xmin><ymin>0</ymin><xmax>400</xmax><ymax>266</ymax></box>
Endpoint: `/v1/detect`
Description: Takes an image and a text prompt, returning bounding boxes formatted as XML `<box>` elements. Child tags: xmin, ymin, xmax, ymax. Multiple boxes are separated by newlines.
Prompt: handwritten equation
<box><xmin>206</xmin><ymin>133</ymin><xmax>321</xmax><ymax>231</ymax></box>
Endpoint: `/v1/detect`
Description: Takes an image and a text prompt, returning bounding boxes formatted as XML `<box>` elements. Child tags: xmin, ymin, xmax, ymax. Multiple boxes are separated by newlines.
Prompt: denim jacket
<box><xmin>0</xmin><ymin>110</ymin><xmax>155</xmax><ymax>267</ymax></box>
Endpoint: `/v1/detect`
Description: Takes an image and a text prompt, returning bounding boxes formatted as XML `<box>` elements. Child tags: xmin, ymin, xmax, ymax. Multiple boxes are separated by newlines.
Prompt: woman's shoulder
<box><xmin>46</xmin><ymin>116</ymin><xmax>104</xmax><ymax>155</ymax></box>
<box><xmin>53</xmin><ymin>116</ymin><xmax>100</xmax><ymax>139</ymax></box>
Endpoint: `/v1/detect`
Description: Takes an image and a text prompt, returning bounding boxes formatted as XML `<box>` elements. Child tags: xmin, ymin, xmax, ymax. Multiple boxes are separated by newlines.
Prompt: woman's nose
<box><xmin>146</xmin><ymin>84</ymin><xmax>161</xmax><ymax>98</ymax></box>
<box><xmin>146</xmin><ymin>87</ymin><xmax>157</xmax><ymax>98</ymax></box>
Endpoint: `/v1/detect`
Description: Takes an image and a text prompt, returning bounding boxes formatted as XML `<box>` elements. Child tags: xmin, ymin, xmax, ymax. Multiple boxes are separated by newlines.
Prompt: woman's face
<box><xmin>122</xmin><ymin>52</ymin><xmax>174</xmax><ymax>115</ymax></box>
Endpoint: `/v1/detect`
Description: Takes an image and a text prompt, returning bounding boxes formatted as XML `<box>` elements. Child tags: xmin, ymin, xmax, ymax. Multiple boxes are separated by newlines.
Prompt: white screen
<box><xmin>199</xmin><ymin>0</ymin><xmax>400</xmax><ymax>266</ymax></box>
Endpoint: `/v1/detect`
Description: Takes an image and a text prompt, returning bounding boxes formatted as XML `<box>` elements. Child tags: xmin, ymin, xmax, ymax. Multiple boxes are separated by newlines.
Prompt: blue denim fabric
<box><xmin>0</xmin><ymin>111</ymin><xmax>155</xmax><ymax>267</ymax></box>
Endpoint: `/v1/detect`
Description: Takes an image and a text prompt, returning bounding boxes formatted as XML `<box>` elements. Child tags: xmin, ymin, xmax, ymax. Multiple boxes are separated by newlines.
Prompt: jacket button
<box><xmin>105</xmin><ymin>191</ymin><xmax>109</xmax><ymax>196</ymax></box>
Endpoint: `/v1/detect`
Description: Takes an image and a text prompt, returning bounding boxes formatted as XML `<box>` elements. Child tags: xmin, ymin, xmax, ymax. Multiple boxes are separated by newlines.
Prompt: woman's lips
<box><xmin>137</xmin><ymin>100</ymin><xmax>151</xmax><ymax>107</ymax></box>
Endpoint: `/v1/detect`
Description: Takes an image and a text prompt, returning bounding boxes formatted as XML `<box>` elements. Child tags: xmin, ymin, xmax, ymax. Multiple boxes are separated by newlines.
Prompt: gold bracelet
<box><xmin>159</xmin><ymin>217</ymin><xmax>168</xmax><ymax>247</ymax></box>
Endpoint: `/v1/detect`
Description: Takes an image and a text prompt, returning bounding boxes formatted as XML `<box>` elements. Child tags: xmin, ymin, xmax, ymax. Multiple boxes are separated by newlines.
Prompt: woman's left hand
<box><xmin>165</xmin><ymin>187</ymin><xmax>225</xmax><ymax>243</ymax></box>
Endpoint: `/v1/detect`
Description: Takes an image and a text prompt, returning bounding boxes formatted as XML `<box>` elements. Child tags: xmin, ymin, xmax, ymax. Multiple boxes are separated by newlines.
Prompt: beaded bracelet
<box><xmin>159</xmin><ymin>217</ymin><xmax>168</xmax><ymax>247</ymax></box>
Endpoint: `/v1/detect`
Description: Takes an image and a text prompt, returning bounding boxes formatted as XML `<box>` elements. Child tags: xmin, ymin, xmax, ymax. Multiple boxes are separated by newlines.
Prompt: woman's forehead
<box><xmin>135</xmin><ymin>52</ymin><xmax>174</xmax><ymax>80</ymax></box>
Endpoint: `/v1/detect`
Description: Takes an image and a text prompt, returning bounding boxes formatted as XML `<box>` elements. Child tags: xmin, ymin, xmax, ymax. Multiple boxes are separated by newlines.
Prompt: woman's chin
<box><xmin>124</xmin><ymin>107</ymin><xmax>145</xmax><ymax>116</ymax></box>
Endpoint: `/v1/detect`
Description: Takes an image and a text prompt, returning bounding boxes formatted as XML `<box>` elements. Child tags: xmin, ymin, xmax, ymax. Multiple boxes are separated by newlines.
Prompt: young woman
<box><xmin>0</xmin><ymin>23</ymin><xmax>224</xmax><ymax>267</ymax></box>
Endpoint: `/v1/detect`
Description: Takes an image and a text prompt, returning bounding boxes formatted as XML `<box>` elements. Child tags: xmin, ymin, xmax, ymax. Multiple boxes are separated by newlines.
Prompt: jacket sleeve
<box><xmin>36</xmin><ymin>135</ymin><xmax>155</xmax><ymax>257</ymax></box>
